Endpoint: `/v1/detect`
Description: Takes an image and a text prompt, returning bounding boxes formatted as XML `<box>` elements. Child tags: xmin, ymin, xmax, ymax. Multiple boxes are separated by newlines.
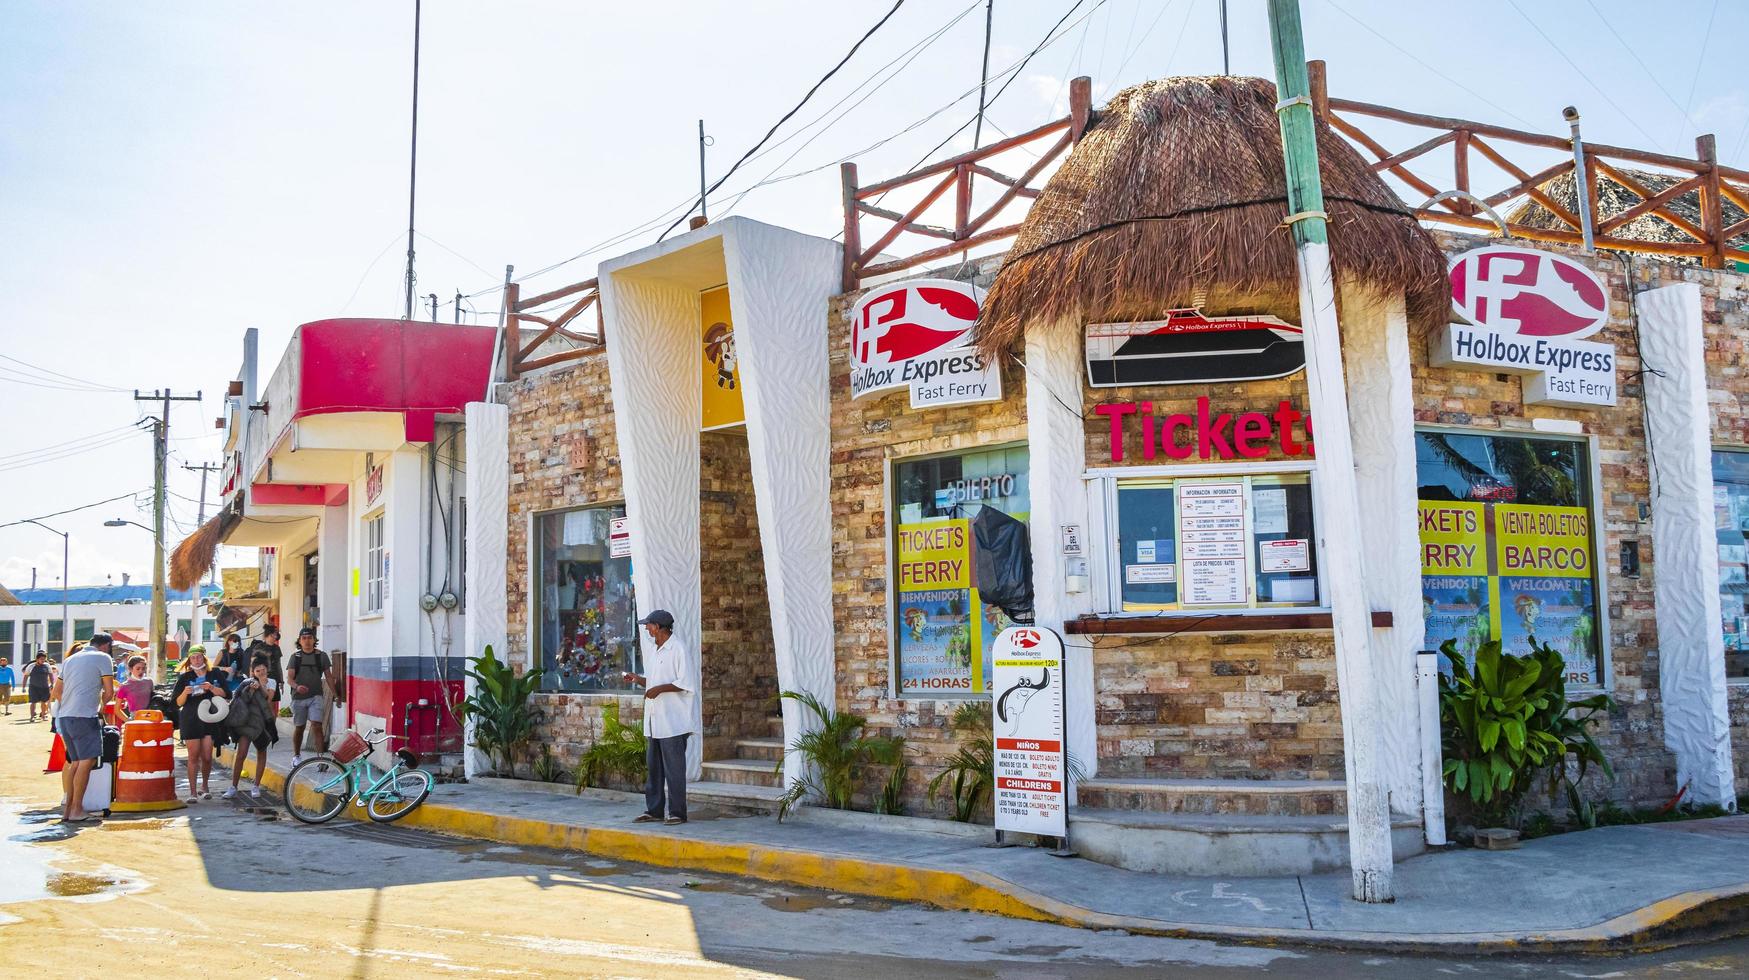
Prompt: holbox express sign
<box><xmin>992</xmin><ymin>625</ymin><xmax>1067</xmax><ymax>837</ymax></box>
<box><xmin>849</xmin><ymin>278</ymin><xmax>1001</xmax><ymax>409</ymax></box>
<box><xmin>1432</xmin><ymin>245</ymin><xmax>1616</xmax><ymax>408</ymax></box>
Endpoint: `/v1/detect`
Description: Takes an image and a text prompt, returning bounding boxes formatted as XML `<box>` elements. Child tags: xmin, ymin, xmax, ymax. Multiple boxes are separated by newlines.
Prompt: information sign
<box><xmin>992</xmin><ymin>626</ymin><xmax>1067</xmax><ymax>838</ymax></box>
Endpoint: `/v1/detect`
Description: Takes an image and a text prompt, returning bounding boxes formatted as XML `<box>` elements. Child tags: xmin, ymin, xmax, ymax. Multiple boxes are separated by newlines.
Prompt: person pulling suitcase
<box><xmin>51</xmin><ymin>633</ymin><xmax>117</xmax><ymax>824</ymax></box>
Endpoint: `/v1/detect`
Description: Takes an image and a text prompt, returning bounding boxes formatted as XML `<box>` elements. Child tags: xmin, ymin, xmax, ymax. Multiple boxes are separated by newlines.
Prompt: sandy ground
<box><xmin>5</xmin><ymin>714</ymin><xmax>1749</xmax><ymax>979</ymax></box>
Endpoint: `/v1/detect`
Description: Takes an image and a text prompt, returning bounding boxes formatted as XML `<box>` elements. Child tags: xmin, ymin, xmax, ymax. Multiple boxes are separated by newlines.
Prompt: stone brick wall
<box><xmin>503</xmin><ymin>355</ymin><xmax>643</xmax><ymax>778</ymax></box>
<box><xmin>698</xmin><ymin>428</ymin><xmax>778</xmax><ymax>760</ymax></box>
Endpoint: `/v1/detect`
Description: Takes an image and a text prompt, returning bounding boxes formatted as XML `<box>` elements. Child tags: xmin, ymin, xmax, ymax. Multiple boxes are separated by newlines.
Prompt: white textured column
<box><xmin>1299</xmin><ymin>247</ymin><xmax>1393</xmax><ymax>902</ymax></box>
<box><xmin>601</xmin><ymin>274</ymin><xmax>705</xmax><ymax>779</ymax></box>
<box><xmin>317</xmin><ymin>501</ymin><xmax>350</xmax><ymax>653</ymax></box>
<box><xmin>1023</xmin><ymin>317</ymin><xmax>1098</xmax><ymax>786</ymax></box>
<box><xmin>463</xmin><ymin>401</ymin><xmax>508</xmax><ymax>781</ymax></box>
<box><xmin>721</xmin><ymin>221</ymin><xmax>843</xmax><ymax>792</ymax></box>
<box><xmin>1341</xmin><ymin>284</ymin><xmax>1426</xmax><ymax>821</ymax></box>
<box><xmin>1639</xmin><ymin>282</ymin><xmax>1736</xmax><ymax>809</ymax></box>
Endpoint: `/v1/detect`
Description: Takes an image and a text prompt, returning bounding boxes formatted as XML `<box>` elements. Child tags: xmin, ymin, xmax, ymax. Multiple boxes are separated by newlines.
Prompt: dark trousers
<box><xmin>644</xmin><ymin>733</ymin><xmax>689</xmax><ymax>820</ymax></box>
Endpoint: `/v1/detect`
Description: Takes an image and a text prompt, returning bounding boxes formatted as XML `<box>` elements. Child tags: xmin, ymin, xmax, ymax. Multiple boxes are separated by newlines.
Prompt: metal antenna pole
<box><xmin>454</xmin><ymin>289</ymin><xmax>463</xmax><ymax>323</ymax></box>
<box><xmin>973</xmin><ymin>0</ymin><xmax>994</xmax><ymax>149</ymax></box>
<box><xmin>1219</xmin><ymin>0</ymin><xmax>1230</xmax><ymax>75</ymax></box>
<box><xmin>183</xmin><ymin>461</ymin><xmax>220</xmax><ymax>644</ymax></box>
<box><xmin>697</xmin><ymin>119</ymin><xmax>709</xmax><ymax>222</ymax></box>
<box><xmin>403</xmin><ymin>0</ymin><xmax>422</xmax><ymax>320</ymax></box>
<box><xmin>428</xmin><ymin>292</ymin><xmax>439</xmax><ymax>320</ymax></box>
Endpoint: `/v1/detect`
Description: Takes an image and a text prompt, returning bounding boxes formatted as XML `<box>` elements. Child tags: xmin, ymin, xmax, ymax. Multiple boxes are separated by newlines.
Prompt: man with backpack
<box><xmin>286</xmin><ymin>627</ymin><xmax>333</xmax><ymax>766</ymax></box>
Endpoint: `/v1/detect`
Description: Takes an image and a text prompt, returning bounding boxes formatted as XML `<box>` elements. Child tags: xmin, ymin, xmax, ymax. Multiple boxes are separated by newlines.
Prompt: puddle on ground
<box><xmin>99</xmin><ymin>818</ymin><xmax>177</xmax><ymax>832</ymax></box>
<box><xmin>449</xmin><ymin>842</ymin><xmax>644</xmax><ymax>877</ymax></box>
<box><xmin>682</xmin><ymin>878</ymin><xmax>894</xmax><ymax>913</ymax></box>
<box><xmin>0</xmin><ymin>801</ymin><xmax>142</xmax><ymax>907</ymax></box>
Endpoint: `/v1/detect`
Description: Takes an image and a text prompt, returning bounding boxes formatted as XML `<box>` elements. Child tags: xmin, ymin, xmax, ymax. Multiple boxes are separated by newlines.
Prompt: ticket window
<box><xmin>1105</xmin><ymin>473</ymin><xmax>1320</xmax><ymax>613</ymax></box>
<box><xmin>1415</xmin><ymin>430</ymin><xmax>1602</xmax><ymax>687</ymax></box>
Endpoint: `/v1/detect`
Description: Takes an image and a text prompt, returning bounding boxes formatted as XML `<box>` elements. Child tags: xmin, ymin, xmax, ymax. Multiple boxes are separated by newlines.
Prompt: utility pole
<box><xmin>135</xmin><ymin>389</ymin><xmax>201</xmax><ymax>680</ymax></box>
<box><xmin>183</xmin><ymin>461</ymin><xmax>220</xmax><ymax>648</ymax></box>
<box><xmin>697</xmin><ymin>119</ymin><xmax>710</xmax><ymax>223</ymax></box>
<box><xmin>403</xmin><ymin>0</ymin><xmax>423</xmax><ymax>320</ymax></box>
<box><xmin>428</xmin><ymin>292</ymin><xmax>439</xmax><ymax>321</ymax></box>
<box><xmin>1266</xmin><ymin>0</ymin><xmax>1393</xmax><ymax>903</ymax></box>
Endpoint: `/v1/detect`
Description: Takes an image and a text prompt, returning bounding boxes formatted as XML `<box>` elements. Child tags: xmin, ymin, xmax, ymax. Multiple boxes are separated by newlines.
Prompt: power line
<box><xmin>1579</xmin><ymin>0</ymin><xmax>1704</xmax><ymax>142</ymax></box>
<box><xmin>1677</xmin><ymin>0</ymin><xmax>1720</xmax><ymax>146</ymax></box>
<box><xmin>0</xmin><ymin>430</ymin><xmax>146</xmax><ymax>474</ymax></box>
<box><xmin>1500</xmin><ymin>0</ymin><xmax>1664</xmax><ymax>149</ymax></box>
<box><xmin>0</xmin><ymin>424</ymin><xmax>143</xmax><ymax>464</ymax></box>
<box><xmin>0</xmin><ymin>490</ymin><xmax>149</xmax><ymax>532</ymax></box>
<box><xmin>655</xmin><ymin>0</ymin><xmax>910</xmax><ymax>243</ymax></box>
<box><xmin>0</xmin><ymin>353</ymin><xmax>131</xmax><ymax>392</ymax></box>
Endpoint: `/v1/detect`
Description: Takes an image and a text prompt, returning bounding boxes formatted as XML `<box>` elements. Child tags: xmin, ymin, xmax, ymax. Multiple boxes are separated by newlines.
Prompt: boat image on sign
<box><xmin>1085</xmin><ymin>309</ymin><xmax>1305</xmax><ymax>387</ymax></box>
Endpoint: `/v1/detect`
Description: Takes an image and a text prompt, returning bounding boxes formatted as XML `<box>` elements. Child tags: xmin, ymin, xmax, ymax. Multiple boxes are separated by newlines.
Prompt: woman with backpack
<box><xmin>214</xmin><ymin>633</ymin><xmax>249</xmax><ymax>692</ymax></box>
<box><xmin>223</xmin><ymin>656</ymin><xmax>278</xmax><ymax>801</ymax></box>
<box><xmin>172</xmin><ymin>646</ymin><xmax>228</xmax><ymax>802</ymax></box>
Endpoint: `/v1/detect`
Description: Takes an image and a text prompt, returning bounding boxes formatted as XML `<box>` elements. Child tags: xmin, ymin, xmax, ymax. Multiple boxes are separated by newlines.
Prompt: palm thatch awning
<box><xmin>977</xmin><ymin>75</ymin><xmax>1447</xmax><ymax>355</ymax></box>
<box><xmin>1507</xmin><ymin>168</ymin><xmax>1749</xmax><ymax>255</ymax></box>
<box><xmin>169</xmin><ymin>509</ymin><xmax>238</xmax><ymax>593</ymax></box>
<box><xmin>0</xmin><ymin>583</ymin><xmax>19</xmax><ymax>605</ymax></box>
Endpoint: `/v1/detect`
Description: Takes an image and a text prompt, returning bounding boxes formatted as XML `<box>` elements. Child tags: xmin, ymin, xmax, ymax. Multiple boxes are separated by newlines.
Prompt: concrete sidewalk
<box><xmin>218</xmin><ymin>730</ymin><xmax>1749</xmax><ymax>955</ymax></box>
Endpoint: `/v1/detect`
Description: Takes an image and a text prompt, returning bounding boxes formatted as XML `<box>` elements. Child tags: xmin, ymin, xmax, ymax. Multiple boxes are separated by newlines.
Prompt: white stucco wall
<box><xmin>1022</xmin><ymin>316</ymin><xmax>1099</xmax><ymax>785</ymax></box>
<box><xmin>1341</xmin><ymin>285</ymin><xmax>1426</xmax><ymax>819</ymax></box>
<box><xmin>1638</xmin><ymin>282</ymin><xmax>1736</xmax><ymax>809</ymax></box>
<box><xmin>463</xmin><ymin>402</ymin><xmax>509</xmax><ymax>779</ymax></box>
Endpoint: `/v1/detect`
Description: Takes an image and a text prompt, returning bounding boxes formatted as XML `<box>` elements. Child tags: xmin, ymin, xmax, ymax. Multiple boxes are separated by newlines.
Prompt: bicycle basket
<box><xmin>331</xmin><ymin>730</ymin><xmax>369</xmax><ymax>764</ymax></box>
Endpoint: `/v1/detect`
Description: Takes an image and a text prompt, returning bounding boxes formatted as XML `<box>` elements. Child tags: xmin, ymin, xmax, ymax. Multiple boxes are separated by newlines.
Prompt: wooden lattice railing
<box><xmin>503</xmin><ymin>276</ymin><xmax>600</xmax><ymax>379</ymax></box>
<box><xmin>1307</xmin><ymin>61</ymin><xmax>1749</xmax><ymax>269</ymax></box>
<box><xmin>839</xmin><ymin>76</ymin><xmax>1095</xmax><ymax>291</ymax></box>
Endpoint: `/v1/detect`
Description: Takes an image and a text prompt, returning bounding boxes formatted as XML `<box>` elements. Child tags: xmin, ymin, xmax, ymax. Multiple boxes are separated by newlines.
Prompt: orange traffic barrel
<box><xmin>113</xmin><ymin>710</ymin><xmax>184</xmax><ymax>812</ymax></box>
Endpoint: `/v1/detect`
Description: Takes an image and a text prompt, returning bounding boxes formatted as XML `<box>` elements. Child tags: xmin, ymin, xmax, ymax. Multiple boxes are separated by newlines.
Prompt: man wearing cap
<box><xmin>52</xmin><ymin>633</ymin><xmax>116</xmax><ymax>823</ymax></box>
<box><xmin>623</xmin><ymin>609</ymin><xmax>697</xmax><ymax>826</ymax></box>
<box><xmin>286</xmin><ymin>627</ymin><xmax>333</xmax><ymax>766</ymax></box>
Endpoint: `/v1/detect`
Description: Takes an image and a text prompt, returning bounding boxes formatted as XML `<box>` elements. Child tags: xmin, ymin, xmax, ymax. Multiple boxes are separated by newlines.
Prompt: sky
<box><xmin>0</xmin><ymin>0</ymin><xmax>1744</xmax><ymax>594</ymax></box>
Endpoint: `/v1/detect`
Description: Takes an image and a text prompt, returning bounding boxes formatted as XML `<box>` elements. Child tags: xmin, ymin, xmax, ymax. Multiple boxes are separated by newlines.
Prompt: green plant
<box><xmin>457</xmin><ymin>645</ymin><xmax>543</xmax><ymax>779</ymax></box>
<box><xmin>876</xmin><ymin>759</ymin><xmax>909</xmax><ymax>816</ymax></box>
<box><xmin>1439</xmin><ymin>638</ymin><xmax>1614</xmax><ymax>828</ymax></box>
<box><xmin>531</xmin><ymin>743</ymin><xmax>566</xmax><ymax>784</ymax></box>
<box><xmin>928</xmin><ymin>702</ymin><xmax>995</xmax><ymax>822</ymax></box>
<box><xmin>576</xmin><ymin>700</ymin><xmax>647</xmax><ymax>791</ymax></box>
<box><xmin>773</xmin><ymin>690</ymin><xmax>905</xmax><ymax>821</ymax></box>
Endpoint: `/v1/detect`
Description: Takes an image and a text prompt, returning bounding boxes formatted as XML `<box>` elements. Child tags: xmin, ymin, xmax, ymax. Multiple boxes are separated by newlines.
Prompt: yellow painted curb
<box><xmin>214</xmin><ymin>746</ymin><xmax>1749</xmax><ymax>954</ymax></box>
<box><xmin>111</xmin><ymin>799</ymin><xmax>187</xmax><ymax>813</ymax></box>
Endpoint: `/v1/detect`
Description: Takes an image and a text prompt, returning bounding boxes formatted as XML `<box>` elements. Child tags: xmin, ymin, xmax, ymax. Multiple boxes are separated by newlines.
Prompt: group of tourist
<box><xmin>19</xmin><ymin>623</ymin><xmax>336</xmax><ymax>822</ymax></box>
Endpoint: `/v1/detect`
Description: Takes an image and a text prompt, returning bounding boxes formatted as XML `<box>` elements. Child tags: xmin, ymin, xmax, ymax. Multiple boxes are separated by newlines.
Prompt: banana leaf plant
<box><xmin>458</xmin><ymin>645</ymin><xmax>544</xmax><ymax>779</ymax></box>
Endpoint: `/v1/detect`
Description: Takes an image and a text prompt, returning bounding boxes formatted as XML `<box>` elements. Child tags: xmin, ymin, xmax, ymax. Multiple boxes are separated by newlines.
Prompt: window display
<box><xmin>1415</xmin><ymin>430</ymin><xmax>1602</xmax><ymax>686</ymax></box>
<box><xmin>1111</xmin><ymin>473</ymin><xmax>1318</xmax><ymax>612</ymax></box>
<box><xmin>534</xmin><ymin>505</ymin><xmax>639</xmax><ymax>693</ymax></box>
<box><xmin>1712</xmin><ymin>450</ymin><xmax>1749</xmax><ymax>680</ymax></box>
<box><xmin>892</xmin><ymin>445</ymin><xmax>1030</xmax><ymax>697</ymax></box>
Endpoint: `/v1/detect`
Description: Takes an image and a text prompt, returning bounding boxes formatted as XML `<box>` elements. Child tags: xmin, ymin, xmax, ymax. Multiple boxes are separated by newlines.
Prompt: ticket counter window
<box><xmin>533</xmin><ymin>505</ymin><xmax>639</xmax><ymax>693</ymax></box>
<box><xmin>1110</xmin><ymin>474</ymin><xmax>1319</xmax><ymax>612</ymax></box>
<box><xmin>1713</xmin><ymin>450</ymin><xmax>1749</xmax><ymax>679</ymax></box>
<box><xmin>892</xmin><ymin>445</ymin><xmax>1030</xmax><ymax>697</ymax></box>
<box><xmin>1415</xmin><ymin>431</ymin><xmax>1602</xmax><ymax>687</ymax></box>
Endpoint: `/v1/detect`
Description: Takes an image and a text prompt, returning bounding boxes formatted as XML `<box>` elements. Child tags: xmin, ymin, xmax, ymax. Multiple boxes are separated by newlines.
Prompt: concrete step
<box><xmin>734</xmin><ymin>737</ymin><xmax>785</xmax><ymax>763</ymax></box>
<box><xmin>1067</xmin><ymin>806</ymin><xmax>1425</xmax><ymax>877</ymax></box>
<box><xmin>1075</xmin><ymin>777</ymin><xmax>1348</xmax><ymax>816</ymax></box>
<box><xmin>763</xmin><ymin>716</ymin><xmax>784</xmax><ymax>739</ymax></box>
<box><xmin>688</xmin><ymin>780</ymin><xmax>785</xmax><ymax>815</ymax></box>
<box><xmin>700</xmin><ymin>757</ymin><xmax>783</xmax><ymax>789</ymax></box>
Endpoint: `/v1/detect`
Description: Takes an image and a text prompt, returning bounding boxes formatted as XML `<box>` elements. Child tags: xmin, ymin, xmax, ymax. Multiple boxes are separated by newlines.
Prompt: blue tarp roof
<box><xmin>4</xmin><ymin>584</ymin><xmax>222</xmax><ymax>605</ymax></box>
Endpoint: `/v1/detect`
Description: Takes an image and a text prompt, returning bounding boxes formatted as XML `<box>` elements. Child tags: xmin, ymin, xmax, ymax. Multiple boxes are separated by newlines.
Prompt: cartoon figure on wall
<box><xmin>704</xmin><ymin>321</ymin><xmax>737</xmax><ymax>390</ymax></box>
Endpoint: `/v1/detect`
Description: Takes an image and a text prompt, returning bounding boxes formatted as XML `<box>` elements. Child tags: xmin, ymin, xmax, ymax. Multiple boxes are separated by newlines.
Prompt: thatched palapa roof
<box><xmin>977</xmin><ymin>75</ymin><xmax>1448</xmax><ymax>355</ymax></box>
<box><xmin>0</xmin><ymin>583</ymin><xmax>19</xmax><ymax>605</ymax></box>
<box><xmin>1507</xmin><ymin>168</ymin><xmax>1749</xmax><ymax>255</ymax></box>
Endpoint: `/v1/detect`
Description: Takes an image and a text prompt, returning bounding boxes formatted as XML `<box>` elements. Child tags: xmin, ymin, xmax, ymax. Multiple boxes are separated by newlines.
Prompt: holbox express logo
<box><xmin>1448</xmin><ymin>245</ymin><xmax>1608</xmax><ymax>339</ymax></box>
<box><xmin>850</xmin><ymin>279</ymin><xmax>983</xmax><ymax>399</ymax></box>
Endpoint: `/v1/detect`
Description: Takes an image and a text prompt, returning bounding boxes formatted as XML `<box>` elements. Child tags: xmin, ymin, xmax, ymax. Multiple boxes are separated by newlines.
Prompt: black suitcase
<box><xmin>102</xmin><ymin>725</ymin><xmax>122</xmax><ymax>765</ymax></box>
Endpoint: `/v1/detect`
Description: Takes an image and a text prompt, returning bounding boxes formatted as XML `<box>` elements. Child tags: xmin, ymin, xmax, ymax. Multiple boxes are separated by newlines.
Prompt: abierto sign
<box><xmin>992</xmin><ymin>626</ymin><xmax>1067</xmax><ymax>838</ymax></box>
<box><xmin>1435</xmin><ymin>246</ymin><xmax>1617</xmax><ymax>408</ymax></box>
<box><xmin>849</xmin><ymin>278</ymin><xmax>1000</xmax><ymax>407</ymax></box>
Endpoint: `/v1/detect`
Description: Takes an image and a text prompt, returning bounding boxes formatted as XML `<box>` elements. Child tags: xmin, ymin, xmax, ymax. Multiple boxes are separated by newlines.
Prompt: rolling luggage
<box><xmin>84</xmin><ymin>756</ymin><xmax>115</xmax><ymax>818</ymax></box>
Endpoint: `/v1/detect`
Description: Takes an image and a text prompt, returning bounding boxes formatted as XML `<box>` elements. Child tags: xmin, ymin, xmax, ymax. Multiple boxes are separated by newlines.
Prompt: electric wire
<box><xmin>1499</xmin><ymin>0</ymin><xmax>1664</xmax><ymax>149</ymax></box>
<box><xmin>0</xmin><ymin>424</ymin><xmax>144</xmax><ymax>464</ymax></box>
<box><xmin>654</xmin><ymin>0</ymin><xmax>910</xmax><ymax>243</ymax></box>
<box><xmin>0</xmin><ymin>354</ymin><xmax>131</xmax><ymax>392</ymax></box>
<box><xmin>0</xmin><ymin>430</ymin><xmax>148</xmax><ymax>474</ymax></box>
<box><xmin>1677</xmin><ymin>0</ymin><xmax>1720</xmax><ymax>145</ymax></box>
<box><xmin>0</xmin><ymin>490</ymin><xmax>150</xmax><ymax>532</ymax></box>
<box><xmin>1578</xmin><ymin>0</ymin><xmax>1705</xmax><ymax>142</ymax></box>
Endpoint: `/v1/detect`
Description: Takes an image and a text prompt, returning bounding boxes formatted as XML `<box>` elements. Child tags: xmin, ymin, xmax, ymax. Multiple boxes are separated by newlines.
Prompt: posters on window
<box><xmin>895</xmin><ymin>519</ymin><xmax>1000</xmax><ymax>693</ymax></box>
<box><xmin>1178</xmin><ymin>483</ymin><xmax>1248</xmax><ymax>606</ymax></box>
<box><xmin>1417</xmin><ymin>500</ymin><xmax>1598</xmax><ymax>685</ymax></box>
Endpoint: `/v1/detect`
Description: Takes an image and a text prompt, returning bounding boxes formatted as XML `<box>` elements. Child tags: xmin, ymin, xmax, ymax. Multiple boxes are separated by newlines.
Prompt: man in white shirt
<box><xmin>622</xmin><ymin>609</ymin><xmax>696</xmax><ymax>825</ymax></box>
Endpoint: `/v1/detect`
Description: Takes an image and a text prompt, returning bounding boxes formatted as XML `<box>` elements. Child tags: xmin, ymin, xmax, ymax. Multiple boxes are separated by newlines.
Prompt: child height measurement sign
<box><xmin>992</xmin><ymin>626</ymin><xmax>1067</xmax><ymax>837</ymax></box>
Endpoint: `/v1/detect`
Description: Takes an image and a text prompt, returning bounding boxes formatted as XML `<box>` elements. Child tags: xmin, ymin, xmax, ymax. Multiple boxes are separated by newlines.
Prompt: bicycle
<box><xmin>283</xmin><ymin>728</ymin><xmax>434</xmax><ymax>825</ymax></box>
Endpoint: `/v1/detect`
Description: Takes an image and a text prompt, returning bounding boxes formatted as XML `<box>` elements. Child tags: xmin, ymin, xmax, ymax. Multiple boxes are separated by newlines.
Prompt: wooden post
<box><xmin>1069</xmin><ymin>76</ymin><xmax>1092</xmax><ymax>142</ymax></box>
<box><xmin>954</xmin><ymin>163</ymin><xmax>972</xmax><ymax>241</ymax></box>
<box><xmin>841</xmin><ymin>162</ymin><xmax>861</xmax><ymax>292</ymax></box>
<box><xmin>1307</xmin><ymin>59</ymin><xmax>1328</xmax><ymax>121</ymax></box>
<box><xmin>1454</xmin><ymin>131</ymin><xmax>1472</xmax><ymax>216</ymax></box>
<box><xmin>1698</xmin><ymin>134</ymin><xmax>1728</xmax><ymax>270</ymax></box>
<box><xmin>1268</xmin><ymin>0</ymin><xmax>1395</xmax><ymax>904</ymax></box>
<box><xmin>503</xmin><ymin>281</ymin><xmax>522</xmax><ymax>380</ymax></box>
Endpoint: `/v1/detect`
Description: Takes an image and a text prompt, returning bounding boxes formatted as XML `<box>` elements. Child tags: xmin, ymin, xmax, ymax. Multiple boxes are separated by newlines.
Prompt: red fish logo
<box><xmin>850</xmin><ymin>279</ymin><xmax>982</xmax><ymax>397</ymax></box>
<box><xmin>1449</xmin><ymin>246</ymin><xmax>1608</xmax><ymax>340</ymax></box>
<box><xmin>1010</xmin><ymin>628</ymin><xmax>1041</xmax><ymax>649</ymax></box>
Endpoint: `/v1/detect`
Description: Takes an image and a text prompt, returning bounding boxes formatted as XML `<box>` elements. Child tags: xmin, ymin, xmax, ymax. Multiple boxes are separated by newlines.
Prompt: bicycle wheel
<box><xmin>284</xmin><ymin>758</ymin><xmax>352</xmax><ymax>824</ymax></box>
<box><xmin>366</xmin><ymin>768</ymin><xmax>434</xmax><ymax>823</ymax></box>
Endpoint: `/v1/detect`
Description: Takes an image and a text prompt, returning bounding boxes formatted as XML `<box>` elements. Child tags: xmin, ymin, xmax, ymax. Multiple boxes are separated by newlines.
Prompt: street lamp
<box><xmin>20</xmin><ymin>519</ymin><xmax>68</xmax><ymax>663</ymax></box>
<box><xmin>104</xmin><ymin>517</ymin><xmax>165</xmax><ymax>678</ymax></box>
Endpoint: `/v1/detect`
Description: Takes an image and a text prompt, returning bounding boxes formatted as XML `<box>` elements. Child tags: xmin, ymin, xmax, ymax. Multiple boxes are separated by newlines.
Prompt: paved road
<box><xmin>4</xmin><ymin>716</ymin><xmax>1749</xmax><ymax>978</ymax></box>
